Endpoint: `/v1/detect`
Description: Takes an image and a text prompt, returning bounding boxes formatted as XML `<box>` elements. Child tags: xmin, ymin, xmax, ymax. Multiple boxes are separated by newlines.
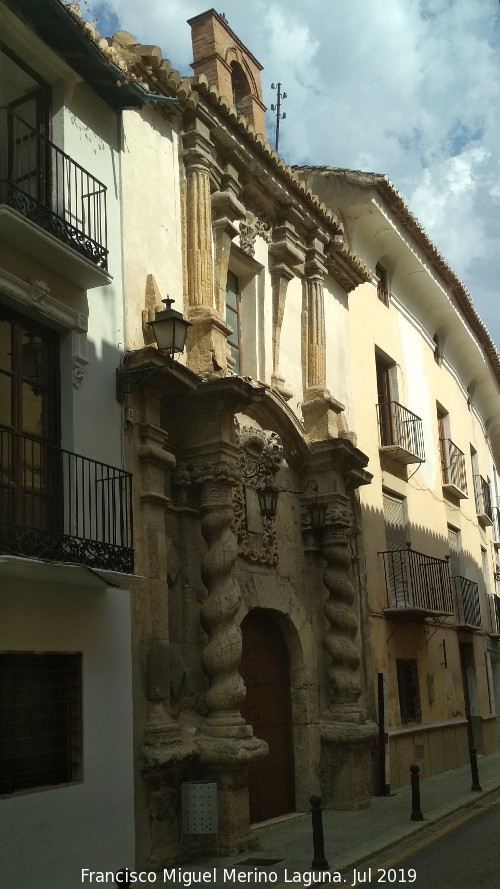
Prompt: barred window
<box><xmin>0</xmin><ymin>652</ymin><xmax>82</xmax><ymax>795</ymax></box>
<box><xmin>396</xmin><ymin>659</ymin><xmax>421</xmax><ymax>724</ymax></box>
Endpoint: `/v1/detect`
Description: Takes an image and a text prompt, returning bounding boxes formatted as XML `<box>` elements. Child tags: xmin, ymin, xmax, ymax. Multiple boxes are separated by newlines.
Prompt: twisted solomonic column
<box><xmin>191</xmin><ymin>461</ymin><xmax>251</xmax><ymax>739</ymax></box>
<box><xmin>320</xmin><ymin>504</ymin><xmax>363</xmax><ymax>720</ymax></box>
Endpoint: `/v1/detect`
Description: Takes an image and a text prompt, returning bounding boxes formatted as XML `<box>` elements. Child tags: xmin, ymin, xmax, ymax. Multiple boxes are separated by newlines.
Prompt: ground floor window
<box><xmin>0</xmin><ymin>651</ymin><xmax>82</xmax><ymax>794</ymax></box>
<box><xmin>396</xmin><ymin>658</ymin><xmax>421</xmax><ymax>724</ymax></box>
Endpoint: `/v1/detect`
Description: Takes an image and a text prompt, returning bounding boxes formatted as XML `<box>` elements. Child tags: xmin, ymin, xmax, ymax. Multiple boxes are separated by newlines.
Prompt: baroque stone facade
<box><xmin>112</xmin><ymin>8</ymin><xmax>377</xmax><ymax>868</ymax></box>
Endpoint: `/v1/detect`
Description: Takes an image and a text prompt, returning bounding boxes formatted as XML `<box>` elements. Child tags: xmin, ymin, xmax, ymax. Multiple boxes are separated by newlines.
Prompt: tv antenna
<box><xmin>270</xmin><ymin>82</ymin><xmax>286</xmax><ymax>154</ymax></box>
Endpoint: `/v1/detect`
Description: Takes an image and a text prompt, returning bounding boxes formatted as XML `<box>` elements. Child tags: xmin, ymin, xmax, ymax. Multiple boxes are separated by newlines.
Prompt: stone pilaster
<box><xmin>304</xmin><ymin>271</ymin><xmax>326</xmax><ymax>391</ymax></box>
<box><xmin>301</xmin><ymin>243</ymin><xmax>349</xmax><ymax>440</ymax></box>
<box><xmin>183</xmin><ymin>129</ymin><xmax>233</xmax><ymax>376</ymax></box>
<box><xmin>128</xmin><ymin>393</ymin><xmax>191</xmax><ymax>869</ymax></box>
<box><xmin>185</xmin><ymin>157</ymin><xmax>213</xmax><ymax>309</ymax></box>
<box><xmin>134</xmin><ymin>414</ymin><xmax>182</xmax><ymax>748</ymax></box>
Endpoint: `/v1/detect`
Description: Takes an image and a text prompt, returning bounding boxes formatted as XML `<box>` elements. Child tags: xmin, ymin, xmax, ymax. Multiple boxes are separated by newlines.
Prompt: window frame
<box><xmin>225</xmin><ymin>269</ymin><xmax>242</xmax><ymax>374</ymax></box>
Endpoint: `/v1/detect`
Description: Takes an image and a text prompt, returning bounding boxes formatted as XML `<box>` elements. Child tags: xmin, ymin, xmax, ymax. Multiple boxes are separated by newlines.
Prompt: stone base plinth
<box><xmin>320</xmin><ymin>720</ymin><xmax>377</xmax><ymax>810</ymax></box>
<box><xmin>302</xmin><ymin>388</ymin><xmax>346</xmax><ymax>441</ymax></box>
<box><xmin>196</xmin><ymin>734</ymin><xmax>268</xmax><ymax>854</ymax></box>
<box><xmin>142</xmin><ymin>743</ymin><xmax>194</xmax><ymax>870</ymax></box>
<box><xmin>186</xmin><ymin>306</ymin><xmax>233</xmax><ymax>377</ymax></box>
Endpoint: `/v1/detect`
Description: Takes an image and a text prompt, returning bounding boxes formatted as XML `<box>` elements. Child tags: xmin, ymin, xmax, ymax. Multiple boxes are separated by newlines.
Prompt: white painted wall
<box><xmin>0</xmin><ymin>581</ymin><xmax>134</xmax><ymax>889</ymax></box>
<box><xmin>59</xmin><ymin>91</ymin><xmax>125</xmax><ymax>470</ymax></box>
<box><xmin>324</xmin><ymin>279</ymin><xmax>351</xmax><ymax>428</ymax></box>
<box><xmin>120</xmin><ymin>107</ymin><xmax>183</xmax><ymax>353</ymax></box>
<box><xmin>279</xmin><ymin>275</ymin><xmax>304</xmax><ymax>410</ymax></box>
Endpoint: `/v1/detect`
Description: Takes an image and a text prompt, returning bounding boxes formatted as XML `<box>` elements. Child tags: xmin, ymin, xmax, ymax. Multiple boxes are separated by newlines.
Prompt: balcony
<box><xmin>380</xmin><ymin>547</ymin><xmax>454</xmax><ymax>617</ymax></box>
<box><xmin>454</xmin><ymin>576</ymin><xmax>481</xmax><ymax>629</ymax></box>
<box><xmin>439</xmin><ymin>438</ymin><xmax>468</xmax><ymax>499</ymax></box>
<box><xmin>0</xmin><ymin>107</ymin><xmax>109</xmax><ymax>288</ymax></box>
<box><xmin>377</xmin><ymin>401</ymin><xmax>425</xmax><ymax>465</ymax></box>
<box><xmin>0</xmin><ymin>425</ymin><xmax>133</xmax><ymax>574</ymax></box>
<box><xmin>488</xmin><ymin>594</ymin><xmax>500</xmax><ymax>636</ymax></box>
<box><xmin>474</xmin><ymin>474</ymin><xmax>493</xmax><ymax>526</ymax></box>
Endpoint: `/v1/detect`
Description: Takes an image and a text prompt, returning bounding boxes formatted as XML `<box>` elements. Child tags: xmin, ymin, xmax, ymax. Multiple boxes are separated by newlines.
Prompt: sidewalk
<box><xmin>176</xmin><ymin>748</ymin><xmax>500</xmax><ymax>886</ymax></box>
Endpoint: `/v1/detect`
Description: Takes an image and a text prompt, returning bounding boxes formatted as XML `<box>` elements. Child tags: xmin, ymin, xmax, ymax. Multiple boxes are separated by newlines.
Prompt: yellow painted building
<box><xmin>300</xmin><ymin>167</ymin><xmax>500</xmax><ymax>788</ymax></box>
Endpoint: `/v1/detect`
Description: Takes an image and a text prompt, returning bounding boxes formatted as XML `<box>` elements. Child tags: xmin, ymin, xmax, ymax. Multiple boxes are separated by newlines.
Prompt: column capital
<box><xmin>270</xmin><ymin>219</ymin><xmax>305</xmax><ymax>272</ymax></box>
<box><xmin>182</xmin><ymin>125</ymin><xmax>215</xmax><ymax>168</ymax></box>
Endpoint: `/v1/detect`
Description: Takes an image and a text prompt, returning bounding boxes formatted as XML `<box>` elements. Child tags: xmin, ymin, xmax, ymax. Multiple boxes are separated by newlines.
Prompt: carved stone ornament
<box><xmin>233</xmin><ymin>423</ymin><xmax>283</xmax><ymax>566</ymax></box>
<box><xmin>239</xmin><ymin>211</ymin><xmax>272</xmax><ymax>256</ymax></box>
<box><xmin>4</xmin><ymin>275</ymin><xmax>90</xmax><ymax>389</ymax></box>
<box><xmin>255</xmin><ymin>215</ymin><xmax>272</xmax><ymax>243</ymax></box>
<box><xmin>239</xmin><ymin>220</ymin><xmax>257</xmax><ymax>256</ymax></box>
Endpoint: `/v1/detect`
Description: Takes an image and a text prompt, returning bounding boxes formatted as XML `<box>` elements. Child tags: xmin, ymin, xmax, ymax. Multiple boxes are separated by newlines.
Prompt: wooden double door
<box><xmin>240</xmin><ymin>609</ymin><xmax>295</xmax><ymax>823</ymax></box>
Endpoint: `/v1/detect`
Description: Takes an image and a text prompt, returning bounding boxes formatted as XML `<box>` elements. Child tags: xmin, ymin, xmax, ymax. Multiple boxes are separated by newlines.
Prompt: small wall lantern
<box><xmin>148</xmin><ymin>297</ymin><xmax>191</xmax><ymax>356</ymax></box>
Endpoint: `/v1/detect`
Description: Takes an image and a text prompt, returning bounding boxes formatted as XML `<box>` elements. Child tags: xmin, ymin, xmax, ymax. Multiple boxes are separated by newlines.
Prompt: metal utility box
<box><xmin>181</xmin><ymin>781</ymin><xmax>218</xmax><ymax>835</ymax></box>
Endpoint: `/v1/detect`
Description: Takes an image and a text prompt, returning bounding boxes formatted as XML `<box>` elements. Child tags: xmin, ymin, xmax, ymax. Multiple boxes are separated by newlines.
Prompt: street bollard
<box><xmin>410</xmin><ymin>764</ymin><xmax>424</xmax><ymax>821</ymax></box>
<box><xmin>310</xmin><ymin>795</ymin><xmax>329</xmax><ymax>870</ymax></box>
<box><xmin>469</xmin><ymin>747</ymin><xmax>482</xmax><ymax>792</ymax></box>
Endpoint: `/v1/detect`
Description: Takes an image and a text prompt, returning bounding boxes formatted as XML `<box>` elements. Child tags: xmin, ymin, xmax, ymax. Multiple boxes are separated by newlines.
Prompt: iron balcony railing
<box><xmin>454</xmin><ymin>576</ymin><xmax>481</xmax><ymax>628</ymax></box>
<box><xmin>380</xmin><ymin>547</ymin><xmax>454</xmax><ymax>613</ymax></box>
<box><xmin>474</xmin><ymin>474</ymin><xmax>493</xmax><ymax>521</ymax></box>
<box><xmin>0</xmin><ymin>106</ymin><xmax>108</xmax><ymax>269</ymax></box>
<box><xmin>0</xmin><ymin>425</ymin><xmax>133</xmax><ymax>573</ymax></box>
<box><xmin>377</xmin><ymin>401</ymin><xmax>425</xmax><ymax>462</ymax></box>
<box><xmin>439</xmin><ymin>438</ymin><xmax>468</xmax><ymax>495</ymax></box>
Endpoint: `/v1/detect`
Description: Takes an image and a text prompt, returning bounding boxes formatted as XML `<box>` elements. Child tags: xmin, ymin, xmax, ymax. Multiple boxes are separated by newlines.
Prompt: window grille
<box><xmin>396</xmin><ymin>659</ymin><xmax>421</xmax><ymax>724</ymax></box>
<box><xmin>0</xmin><ymin>652</ymin><xmax>82</xmax><ymax>794</ymax></box>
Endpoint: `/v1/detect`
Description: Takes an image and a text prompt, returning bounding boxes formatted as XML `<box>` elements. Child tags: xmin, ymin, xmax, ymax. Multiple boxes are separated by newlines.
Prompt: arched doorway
<box><xmin>240</xmin><ymin>609</ymin><xmax>295</xmax><ymax>822</ymax></box>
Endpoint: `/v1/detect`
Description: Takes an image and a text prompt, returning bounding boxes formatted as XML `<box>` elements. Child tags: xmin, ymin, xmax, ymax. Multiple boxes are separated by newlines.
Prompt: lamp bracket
<box><xmin>116</xmin><ymin>364</ymin><xmax>168</xmax><ymax>398</ymax></box>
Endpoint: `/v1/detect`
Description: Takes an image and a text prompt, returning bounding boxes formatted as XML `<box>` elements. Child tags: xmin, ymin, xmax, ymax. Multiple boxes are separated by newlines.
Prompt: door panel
<box><xmin>240</xmin><ymin>609</ymin><xmax>295</xmax><ymax>823</ymax></box>
<box><xmin>376</xmin><ymin>358</ymin><xmax>393</xmax><ymax>446</ymax></box>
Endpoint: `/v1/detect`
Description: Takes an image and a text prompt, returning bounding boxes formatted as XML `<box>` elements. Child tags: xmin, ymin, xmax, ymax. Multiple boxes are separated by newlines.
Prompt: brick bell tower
<box><xmin>188</xmin><ymin>9</ymin><xmax>267</xmax><ymax>137</ymax></box>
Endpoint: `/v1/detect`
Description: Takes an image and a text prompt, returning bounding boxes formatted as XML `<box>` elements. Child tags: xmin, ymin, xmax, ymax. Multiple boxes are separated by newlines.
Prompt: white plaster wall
<box><xmin>324</xmin><ymin>279</ymin><xmax>351</xmax><ymax>428</ymax></box>
<box><xmin>121</xmin><ymin>108</ymin><xmax>183</xmax><ymax>352</ymax></box>
<box><xmin>279</xmin><ymin>275</ymin><xmax>304</xmax><ymax>412</ymax></box>
<box><xmin>57</xmin><ymin>89</ymin><xmax>124</xmax><ymax>469</ymax></box>
<box><xmin>0</xmin><ymin>582</ymin><xmax>134</xmax><ymax>889</ymax></box>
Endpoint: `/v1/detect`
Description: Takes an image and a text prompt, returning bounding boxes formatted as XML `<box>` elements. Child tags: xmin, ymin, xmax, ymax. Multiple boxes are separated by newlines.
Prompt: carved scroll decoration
<box><xmin>233</xmin><ymin>423</ymin><xmax>283</xmax><ymax>566</ymax></box>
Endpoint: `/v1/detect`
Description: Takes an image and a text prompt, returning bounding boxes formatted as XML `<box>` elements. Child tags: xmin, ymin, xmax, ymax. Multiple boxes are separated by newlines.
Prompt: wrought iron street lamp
<box><xmin>247</xmin><ymin>473</ymin><xmax>327</xmax><ymax>528</ymax></box>
<box><xmin>148</xmin><ymin>297</ymin><xmax>191</xmax><ymax>356</ymax></box>
<box><xmin>116</xmin><ymin>297</ymin><xmax>192</xmax><ymax>398</ymax></box>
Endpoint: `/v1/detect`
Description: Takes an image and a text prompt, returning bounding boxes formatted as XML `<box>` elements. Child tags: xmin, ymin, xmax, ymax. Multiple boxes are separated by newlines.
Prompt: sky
<box><xmin>86</xmin><ymin>0</ymin><xmax>500</xmax><ymax>348</ymax></box>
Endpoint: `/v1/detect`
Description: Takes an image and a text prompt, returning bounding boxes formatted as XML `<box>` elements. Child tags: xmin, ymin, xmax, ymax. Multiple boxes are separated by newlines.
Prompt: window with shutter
<box><xmin>383</xmin><ymin>492</ymin><xmax>407</xmax><ymax>607</ymax></box>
